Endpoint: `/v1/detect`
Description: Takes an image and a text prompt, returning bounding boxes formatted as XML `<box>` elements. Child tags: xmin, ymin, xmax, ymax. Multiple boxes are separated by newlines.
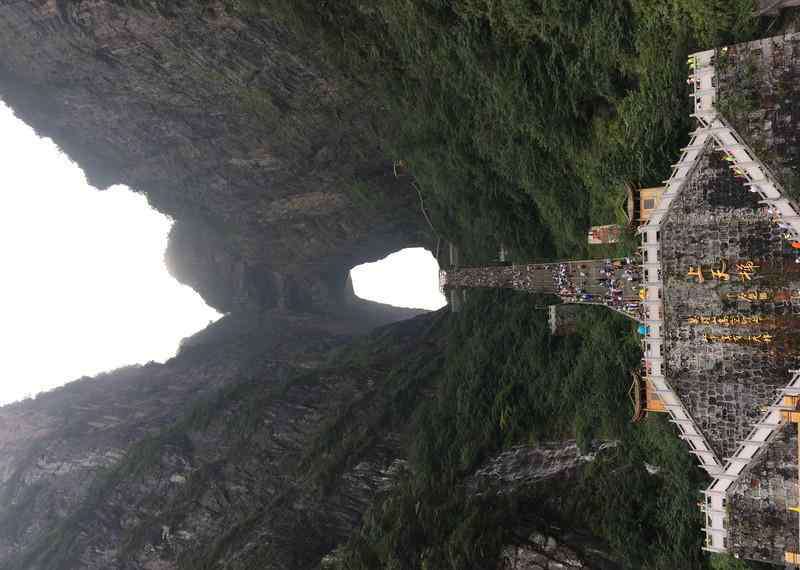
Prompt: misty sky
<box><xmin>0</xmin><ymin>101</ymin><xmax>443</xmax><ymax>405</ymax></box>
<box><xmin>0</xmin><ymin>101</ymin><xmax>221</xmax><ymax>405</ymax></box>
<box><xmin>351</xmin><ymin>248</ymin><xmax>446</xmax><ymax>311</ymax></box>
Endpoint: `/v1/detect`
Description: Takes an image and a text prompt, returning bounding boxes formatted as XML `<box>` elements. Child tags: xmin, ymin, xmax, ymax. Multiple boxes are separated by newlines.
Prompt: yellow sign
<box><xmin>687</xmin><ymin>266</ymin><xmax>705</xmax><ymax>283</ymax></box>
<box><xmin>736</xmin><ymin>261</ymin><xmax>760</xmax><ymax>281</ymax></box>
<box><xmin>687</xmin><ymin>259</ymin><xmax>760</xmax><ymax>283</ymax></box>
<box><xmin>704</xmin><ymin>333</ymin><xmax>774</xmax><ymax>344</ymax></box>
<box><xmin>724</xmin><ymin>291</ymin><xmax>772</xmax><ymax>302</ymax></box>
<box><xmin>710</xmin><ymin>259</ymin><xmax>730</xmax><ymax>281</ymax></box>
<box><xmin>687</xmin><ymin>314</ymin><xmax>770</xmax><ymax>326</ymax></box>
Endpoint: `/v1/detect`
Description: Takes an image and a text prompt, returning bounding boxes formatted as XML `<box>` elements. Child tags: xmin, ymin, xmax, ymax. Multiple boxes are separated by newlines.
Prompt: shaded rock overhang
<box><xmin>0</xmin><ymin>0</ymin><xmax>430</xmax><ymax>319</ymax></box>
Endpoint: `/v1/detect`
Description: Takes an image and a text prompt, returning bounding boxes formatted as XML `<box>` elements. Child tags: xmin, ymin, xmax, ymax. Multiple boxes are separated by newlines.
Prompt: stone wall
<box><xmin>715</xmin><ymin>33</ymin><xmax>800</xmax><ymax>198</ymax></box>
<box><xmin>728</xmin><ymin>427</ymin><xmax>800</xmax><ymax>563</ymax></box>
<box><xmin>660</xmin><ymin>148</ymin><xmax>800</xmax><ymax>460</ymax></box>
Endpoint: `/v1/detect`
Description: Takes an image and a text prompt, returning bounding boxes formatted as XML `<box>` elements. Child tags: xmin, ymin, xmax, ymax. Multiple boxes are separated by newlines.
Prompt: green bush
<box><xmin>257</xmin><ymin>0</ymin><xmax>757</xmax><ymax>263</ymax></box>
<box><xmin>327</xmin><ymin>291</ymin><xmax>713</xmax><ymax>568</ymax></box>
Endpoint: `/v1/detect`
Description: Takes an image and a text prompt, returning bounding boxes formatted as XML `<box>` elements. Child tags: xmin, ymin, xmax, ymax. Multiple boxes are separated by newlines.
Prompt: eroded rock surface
<box><xmin>0</xmin><ymin>0</ymin><xmax>429</xmax><ymax>314</ymax></box>
<box><xmin>468</xmin><ymin>441</ymin><xmax>619</xmax><ymax>496</ymax></box>
<box><xmin>0</xmin><ymin>311</ymin><xmax>444</xmax><ymax>570</ymax></box>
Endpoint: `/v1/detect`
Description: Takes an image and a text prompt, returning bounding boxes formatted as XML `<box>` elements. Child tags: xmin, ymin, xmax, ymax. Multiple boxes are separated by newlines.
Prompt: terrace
<box><xmin>641</xmin><ymin>32</ymin><xmax>800</xmax><ymax>565</ymax></box>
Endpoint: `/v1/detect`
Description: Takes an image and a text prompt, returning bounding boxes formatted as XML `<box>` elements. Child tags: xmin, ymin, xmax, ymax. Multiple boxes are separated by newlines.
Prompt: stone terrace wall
<box><xmin>728</xmin><ymin>427</ymin><xmax>799</xmax><ymax>564</ymax></box>
<box><xmin>660</xmin><ymin>149</ymin><xmax>800</xmax><ymax>460</ymax></box>
<box><xmin>715</xmin><ymin>33</ymin><xmax>800</xmax><ymax>198</ymax></box>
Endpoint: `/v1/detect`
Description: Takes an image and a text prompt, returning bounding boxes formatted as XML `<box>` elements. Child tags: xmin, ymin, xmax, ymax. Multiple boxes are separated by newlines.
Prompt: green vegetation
<box><xmin>259</xmin><ymin>0</ymin><xmax>758</xmax><ymax>262</ymax></box>
<box><xmin>225</xmin><ymin>3</ymin><xmax>772</xmax><ymax>567</ymax></box>
<box><xmin>345</xmin><ymin>179</ymin><xmax>389</xmax><ymax>210</ymax></box>
<box><xmin>325</xmin><ymin>290</ymin><xmax>713</xmax><ymax>569</ymax></box>
<box><xmin>710</xmin><ymin>554</ymin><xmax>760</xmax><ymax>570</ymax></box>
<box><xmin>6</xmin><ymin>2</ymin><xmax>782</xmax><ymax>568</ymax></box>
<box><xmin>6</xmin><ymin>295</ymin><xmax>775</xmax><ymax>569</ymax></box>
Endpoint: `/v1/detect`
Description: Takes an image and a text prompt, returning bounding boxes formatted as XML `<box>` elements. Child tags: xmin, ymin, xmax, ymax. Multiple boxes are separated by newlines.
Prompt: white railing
<box><xmin>640</xmin><ymin>123</ymin><xmax>723</xmax><ymax>483</ymax></box>
<box><xmin>655</xmin><ymin>41</ymin><xmax>800</xmax><ymax>554</ymax></box>
<box><xmin>702</xmin><ymin>370</ymin><xmax>800</xmax><ymax>552</ymax></box>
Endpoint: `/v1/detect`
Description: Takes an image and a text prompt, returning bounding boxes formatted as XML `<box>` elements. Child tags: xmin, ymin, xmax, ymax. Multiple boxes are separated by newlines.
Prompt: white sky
<box><xmin>0</xmin><ymin>102</ymin><xmax>444</xmax><ymax>406</ymax></box>
<box><xmin>351</xmin><ymin>248</ymin><xmax>446</xmax><ymax>311</ymax></box>
<box><xmin>0</xmin><ymin>101</ymin><xmax>221</xmax><ymax>405</ymax></box>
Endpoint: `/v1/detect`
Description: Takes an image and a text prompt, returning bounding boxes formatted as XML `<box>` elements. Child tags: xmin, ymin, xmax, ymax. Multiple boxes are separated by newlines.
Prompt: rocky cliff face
<box><xmin>0</xmin><ymin>0</ymin><xmax>430</xmax><ymax>314</ymax></box>
<box><xmin>0</xmin><ymin>305</ymin><xmax>619</xmax><ymax>569</ymax></box>
<box><xmin>0</xmin><ymin>3</ymin><xmax>435</xmax><ymax>567</ymax></box>
<box><xmin>0</xmin><ymin>311</ymin><xmax>440</xmax><ymax>570</ymax></box>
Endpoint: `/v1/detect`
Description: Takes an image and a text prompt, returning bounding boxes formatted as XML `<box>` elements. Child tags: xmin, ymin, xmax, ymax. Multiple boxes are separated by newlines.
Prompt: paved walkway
<box><xmin>440</xmin><ymin>258</ymin><xmax>642</xmax><ymax>319</ymax></box>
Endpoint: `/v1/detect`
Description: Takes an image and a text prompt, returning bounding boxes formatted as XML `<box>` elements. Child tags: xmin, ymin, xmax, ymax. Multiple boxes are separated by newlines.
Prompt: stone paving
<box><xmin>660</xmin><ymin>148</ymin><xmax>800</xmax><ymax>461</ymax></box>
<box><xmin>658</xmin><ymin>145</ymin><xmax>800</xmax><ymax>563</ymax></box>
<box><xmin>440</xmin><ymin>260</ymin><xmax>642</xmax><ymax>319</ymax></box>
<box><xmin>728</xmin><ymin>427</ymin><xmax>799</xmax><ymax>563</ymax></box>
<box><xmin>715</xmin><ymin>34</ymin><xmax>800</xmax><ymax>196</ymax></box>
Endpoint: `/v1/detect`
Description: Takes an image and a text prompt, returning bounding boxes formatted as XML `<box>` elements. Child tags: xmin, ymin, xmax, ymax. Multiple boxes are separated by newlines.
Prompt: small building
<box><xmin>587</xmin><ymin>224</ymin><xmax>622</xmax><ymax>244</ymax></box>
<box><xmin>629</xmin><ymin>372</ymin><xmax>667</xmax><ymax>422</ymax></box>
<box><xmin>627</xmin><ymin>185</ymin><xmax>666</xmax><ymax>224</ymax></box>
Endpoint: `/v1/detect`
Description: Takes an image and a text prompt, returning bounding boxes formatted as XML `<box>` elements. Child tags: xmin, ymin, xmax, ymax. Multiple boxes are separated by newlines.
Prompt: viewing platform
<box><xmin>440</xmin><ymin>258</ymin><xmax>643</xmax><ymax>321</ymax></box>
<box><xmin>443</xmin><ymin>31</ymin><xmax>800</xmax><ymax>567</ymax></box>
<box><xmin>643</xmin><ymin>32</ymin><xmax>800</xmax><ymax>565</ymax></box>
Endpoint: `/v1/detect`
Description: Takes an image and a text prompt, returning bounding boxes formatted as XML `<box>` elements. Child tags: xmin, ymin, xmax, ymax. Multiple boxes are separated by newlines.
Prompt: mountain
<box><xmin>0</xmin><ymin>2</ymin><xmax>766</xmax><ymax>569</ymax></box>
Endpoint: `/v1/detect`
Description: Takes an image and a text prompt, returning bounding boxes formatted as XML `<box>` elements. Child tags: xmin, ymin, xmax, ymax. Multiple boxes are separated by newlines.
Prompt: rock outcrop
<box><xmin>0</xmin><ymin>311</ymin><xmax>445</xmax><ymax>570</ymax></box>
<box><xmin>498</xmin><ymin>538</ymin><xmax>599</xmax><ymax>570</ymax></box>
<box><xmin>0</xmin><ymin>3</ymin><xmax>437</xmax><ymax>567</ymax></box>
<box><xmin>471</xmin><ymin>443</ymin><xmax>623</xmax><ymax>570</ymax></box>
<box><xmin>0</xmin><ymin>0</ymin><xmax>430</xmax><ymax>315</ymax></box>
<box><xmin>498</xmin><ymin>533</ymin><xmax>622</xmax><ymax>570</ymax></box>
<box><xmin>468</xmin><ymin>441</ymin><xmax>620</xmax><ymax>496</ymax></box>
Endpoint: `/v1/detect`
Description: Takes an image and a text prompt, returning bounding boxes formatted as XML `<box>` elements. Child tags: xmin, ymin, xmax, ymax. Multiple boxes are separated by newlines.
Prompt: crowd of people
<box><xmin>440</xmin><ymin>257</ymin><xmax>646</xmax><ymax>321</ymax></box>
<box><xmin>548</xmin><ymin>259</ymin><xmax>643</xmax><ymax>320</ymax></box>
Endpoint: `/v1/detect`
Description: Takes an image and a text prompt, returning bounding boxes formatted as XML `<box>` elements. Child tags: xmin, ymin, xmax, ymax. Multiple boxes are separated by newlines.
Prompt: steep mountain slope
<box><xmin>0</xmin><ymin>311</ymin><xmax>442</xmax><ymax>569</ymax></box>
<box><xmin>0</xmin><ymin>3</ymin><xmax>436</xmax><ymax>567</ymax></box>
<box><xmin>0</xmin><ymin>300</ymin><xmax>640</xmax><ymax>570</ymax></box>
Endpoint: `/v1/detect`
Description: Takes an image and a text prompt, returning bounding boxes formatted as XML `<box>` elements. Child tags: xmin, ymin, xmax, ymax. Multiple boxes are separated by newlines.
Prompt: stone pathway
<box><xmin>440</xmin><ymin>258</ymin><xmax>643</xmax><ymax>320</ymax></box>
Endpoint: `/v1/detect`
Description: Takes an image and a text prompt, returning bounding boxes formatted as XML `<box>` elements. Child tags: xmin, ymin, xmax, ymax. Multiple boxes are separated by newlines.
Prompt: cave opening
<box><xmin>349</xmin><ymin>247</ymin><xmax>446</xmax><ymax>310</ymax></box>
<box><xmin>0</xmin><ymin>101</ymin><xmax>220</xmax><ymax>405</ymax></box>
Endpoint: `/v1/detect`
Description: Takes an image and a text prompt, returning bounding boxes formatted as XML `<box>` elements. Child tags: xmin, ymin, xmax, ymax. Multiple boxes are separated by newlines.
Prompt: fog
<box><xmin>0</xmin><ymin>101</ymin><xmax>220</xmax><ymax>405</ymax></box>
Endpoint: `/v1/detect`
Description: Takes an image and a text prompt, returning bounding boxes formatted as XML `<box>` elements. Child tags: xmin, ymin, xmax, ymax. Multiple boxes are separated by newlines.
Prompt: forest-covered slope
<box><xmin>268</xmin><ymin>0</ymin><xmax>761</xmax><ymax>261</ymax></box>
